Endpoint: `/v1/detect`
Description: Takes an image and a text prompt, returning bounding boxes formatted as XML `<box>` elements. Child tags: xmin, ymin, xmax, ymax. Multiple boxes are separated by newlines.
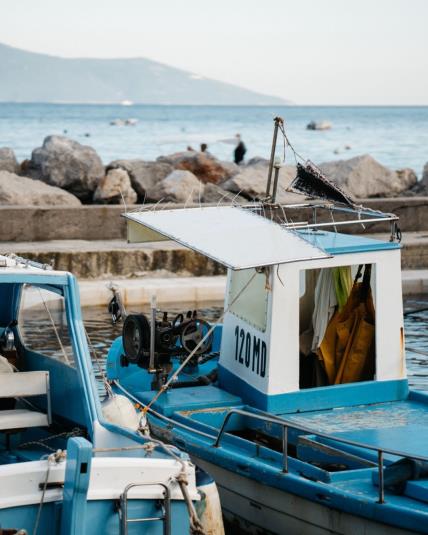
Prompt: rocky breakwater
<box><xmin>24</xmin><ymin>135</ymin><xmax>104</xmax><ymax>202</ymax></box>
<box><xmin>107</xmin><ymin>150</ymin><xmax>244</xmax><ymax>203</ymax></box>
<box><xmin>0</xmin><ymin>135</ymin><xmax>427</xmax><ymax>210</ymax></box>
<box><xmin>318</xmin><ymin>154</ymin><xmax>418</xmax><ymax>198</ymax></box>
<box><xmin>0</xmin><ymin>170</ymin><xmax>81</xmax><ymax>206</ymax></box>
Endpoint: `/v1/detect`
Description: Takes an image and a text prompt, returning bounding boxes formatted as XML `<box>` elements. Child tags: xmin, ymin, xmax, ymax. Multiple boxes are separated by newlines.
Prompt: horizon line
<box><xmin>0</xmin><ymin>101</ymin><xmax>427</xmax><ymax>107</ymax></box>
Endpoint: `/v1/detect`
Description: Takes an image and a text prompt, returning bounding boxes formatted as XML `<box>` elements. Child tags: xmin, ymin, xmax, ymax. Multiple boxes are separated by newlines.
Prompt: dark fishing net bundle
<box><xmin>290</xmin><ymin>162</ymin><xmax>355</xmax><ymax>207</ymax></box>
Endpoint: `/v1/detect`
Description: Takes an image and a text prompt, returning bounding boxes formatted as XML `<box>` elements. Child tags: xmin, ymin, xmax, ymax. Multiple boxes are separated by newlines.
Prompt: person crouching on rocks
<box><xmin>234</xmin><ymin>134</ymin><xmax>246</xmax><ymax>164</ymax></box>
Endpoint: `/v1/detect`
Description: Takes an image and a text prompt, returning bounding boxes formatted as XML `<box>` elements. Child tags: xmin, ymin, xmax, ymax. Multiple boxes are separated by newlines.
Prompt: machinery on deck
<box><xmin>121</xmin><ymin>307</ymin><xmax>214</xmax><ymax>389</ymax></box>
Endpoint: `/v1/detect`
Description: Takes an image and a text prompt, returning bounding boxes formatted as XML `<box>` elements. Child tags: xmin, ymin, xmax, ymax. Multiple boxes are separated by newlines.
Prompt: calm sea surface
<box><xmin>1</xmin><ymin>103</ymin><xmax>427</xmax><ymax>175</ymax></box>
<box><xmin>23</xmin><ymin>298</ymin><xmax>428</xmax><ymax>391</ymax></box>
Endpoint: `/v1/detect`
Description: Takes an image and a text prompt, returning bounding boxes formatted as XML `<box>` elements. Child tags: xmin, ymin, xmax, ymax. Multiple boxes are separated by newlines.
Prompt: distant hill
<box><xmin>0</xmin><ymin>43</ymin><xmax>290</xmax><ymax>105</ymax></box>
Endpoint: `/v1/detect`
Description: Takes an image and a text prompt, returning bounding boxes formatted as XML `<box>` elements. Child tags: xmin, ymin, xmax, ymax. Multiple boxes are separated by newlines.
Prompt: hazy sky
<box><xmin>1</xmin><ymin>0</ymin><xmax>427</xmax><ymax>105</ymax></box>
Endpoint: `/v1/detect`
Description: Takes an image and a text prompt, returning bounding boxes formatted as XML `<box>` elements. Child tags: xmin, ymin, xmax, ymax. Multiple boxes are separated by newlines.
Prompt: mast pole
<box><xmin>266</xmin><ymin>116</ymin><xmax>284</xmax><ymax>198</ymax></box>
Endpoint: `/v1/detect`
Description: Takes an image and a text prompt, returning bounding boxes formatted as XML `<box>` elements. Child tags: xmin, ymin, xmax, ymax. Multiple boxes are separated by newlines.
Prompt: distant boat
<box><xmin>307</xmin><ymin>120</ymin><xmax>332</xmax><ymax>130</ymax></box>
<box><xmin>121</xmin><ymin>99</ymin><xmax>134</xmax><ymax>106</ymax></box>
<box><xmin>110</xmin><ymin>118</ymin><xmax>138</xmax><ymax>126</ymax></box>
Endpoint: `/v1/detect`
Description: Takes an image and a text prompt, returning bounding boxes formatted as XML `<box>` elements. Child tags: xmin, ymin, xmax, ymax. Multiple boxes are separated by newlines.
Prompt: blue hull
<box><xmin>0</xmin><ymin>500</ymin><xmax>190</xmax><ymax>535</ymax></box>
<box><xmin>109</xmin><ymin>336</ymin><xmax>428</xmax><ymax>534</ymax></box>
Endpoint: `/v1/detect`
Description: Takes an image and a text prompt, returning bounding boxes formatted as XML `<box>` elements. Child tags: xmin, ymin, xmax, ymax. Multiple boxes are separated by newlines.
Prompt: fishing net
<box><xmin>290</xmin><ymin>162</ymin><xmax>355</xmax><ymax>207</ymax></box>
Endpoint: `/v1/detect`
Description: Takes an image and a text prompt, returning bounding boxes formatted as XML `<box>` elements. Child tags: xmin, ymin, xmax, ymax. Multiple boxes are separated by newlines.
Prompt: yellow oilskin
<box><xmin>318</xmin><ymin>265</ymin><xmax>375</xmax><ymax>385</ymax></box>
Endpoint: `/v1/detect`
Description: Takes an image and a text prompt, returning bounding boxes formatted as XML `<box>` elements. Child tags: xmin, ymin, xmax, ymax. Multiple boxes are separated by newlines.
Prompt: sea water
<box><xmin>0</xmin><ymin>103</ymin><xmax>427</xmax><ymax>174</ymax></box>
<box><xmin>21</xmin><ymin>300</ymin><xmax>428</xmax><ymax>391</ymax></box>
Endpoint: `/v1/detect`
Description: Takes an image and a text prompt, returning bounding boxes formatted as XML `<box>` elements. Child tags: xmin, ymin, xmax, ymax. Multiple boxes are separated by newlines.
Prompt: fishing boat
<box><xmin>0</xmin><ymin>254</ymin><xmax>222</xmax><ymax>534</ymax></box>
<box><xmin>106</xmin><ymin>118</ymin><xmax>428</xmax><ymax>534</ymax></box>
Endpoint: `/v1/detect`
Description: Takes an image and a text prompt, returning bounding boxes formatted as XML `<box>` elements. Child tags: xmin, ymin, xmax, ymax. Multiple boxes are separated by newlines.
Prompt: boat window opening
<box><xmin>299</xmin><ymin>264</ymin><xmax>376</xmax><ymax>389</ymax></box>
<box><xmin>228</xmin><ymin>268</ymin><xmax>269</xmax><ymax>332</ymax></box>
<box><xmin>18</xmin><ymin>284</ymin><xmax>75</xmax><ymax>366</ymax></box>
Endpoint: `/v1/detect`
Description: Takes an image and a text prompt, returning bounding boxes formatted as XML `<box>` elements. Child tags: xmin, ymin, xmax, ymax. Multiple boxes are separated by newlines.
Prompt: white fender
<box><xmin>101</xmin><ymin>394</ymin><xmax>141</xmax><ymax>431</ymax></box>
<box><xmin>196</xmin><ymin>475</ymin><xmax>225</xmax><ymax>535</ymax></box>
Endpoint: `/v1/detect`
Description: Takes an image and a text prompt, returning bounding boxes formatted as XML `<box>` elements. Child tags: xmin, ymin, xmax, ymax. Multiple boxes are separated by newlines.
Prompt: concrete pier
<box><xmin>76</xmin><ymin>271</ymin><xmax>427</xmax><ymax>307</ymax></box>
<box><xmin>1</xmin><ymin>197</ymin><xmax>427</xmax><ymax>243</ymax></box>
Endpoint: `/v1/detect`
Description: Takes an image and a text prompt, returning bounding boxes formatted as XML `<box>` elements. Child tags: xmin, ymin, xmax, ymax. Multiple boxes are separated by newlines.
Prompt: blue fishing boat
<box><xmin>107</xmin><ymin>118</ymin><xmax>428</xmax><ymax>534</ymax></box>
<box><xmin>0</xmin><ymin>254</ymin><xmax>222</xmax><ymax>534</ymax></box>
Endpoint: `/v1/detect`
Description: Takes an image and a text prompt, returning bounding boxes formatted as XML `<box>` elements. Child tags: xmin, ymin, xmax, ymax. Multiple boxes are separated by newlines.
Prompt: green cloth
<box><xmin>333</xmin><ymin>266</ymin><xmax>352</xmax><ymax>310</ymax></box>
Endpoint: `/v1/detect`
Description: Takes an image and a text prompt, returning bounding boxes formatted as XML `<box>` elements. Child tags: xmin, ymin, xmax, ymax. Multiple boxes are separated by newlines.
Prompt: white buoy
<box><xmin>101</xmin><ymin>394</ymin><xmax>141</xmax><ymax>431</ymax></box>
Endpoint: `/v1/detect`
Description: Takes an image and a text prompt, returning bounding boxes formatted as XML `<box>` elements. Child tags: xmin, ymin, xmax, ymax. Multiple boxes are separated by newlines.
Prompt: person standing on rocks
<box><xmin>234</xmin><ymin>134</ymin><xmax>246</xmax><ymax>165</ymax></box>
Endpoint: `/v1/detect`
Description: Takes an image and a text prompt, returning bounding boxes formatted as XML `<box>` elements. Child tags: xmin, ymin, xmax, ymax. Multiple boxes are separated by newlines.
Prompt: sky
<box><xmin>0</xmin><ymin>0</ymin><xmax>427</xmax><ymax>105</ymax></box>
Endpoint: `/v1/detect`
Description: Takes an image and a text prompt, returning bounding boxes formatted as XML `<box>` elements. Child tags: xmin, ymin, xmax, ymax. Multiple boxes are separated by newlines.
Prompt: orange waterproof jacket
<box><xmin>318</xmin><ymin>265</ymin><xmax>375</xmax><ymax>385</ymax></box>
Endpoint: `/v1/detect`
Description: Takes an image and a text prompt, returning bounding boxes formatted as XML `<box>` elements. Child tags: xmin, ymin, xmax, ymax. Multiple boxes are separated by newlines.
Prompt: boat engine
<box><xmin>121</xmin><ymin>309</ymin><xmax>213</xmax><ymax>389</ymax></box>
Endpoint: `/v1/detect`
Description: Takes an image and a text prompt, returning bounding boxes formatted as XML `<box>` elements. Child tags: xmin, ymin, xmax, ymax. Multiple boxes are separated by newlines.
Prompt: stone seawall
<box><xmin>3</xmin><ymin>232</ymin><xmax>428</xmax><ymax>278</ymax></box>
<box><xmin>1</xmin><ymin>197</ymin><xmax>427</xmax><ymax>242</ymax></box>
<box><xmin>6</xmin><ymin>240</ymin><xmax>225</xmax><ymax>279</ymax></box>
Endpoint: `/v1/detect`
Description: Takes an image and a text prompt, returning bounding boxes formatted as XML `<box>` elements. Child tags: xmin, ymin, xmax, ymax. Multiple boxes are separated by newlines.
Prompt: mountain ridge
<box><xmin>0</xmin><ymin>42</ymin><xmax>290</xmax><ymax>106</ymax></box>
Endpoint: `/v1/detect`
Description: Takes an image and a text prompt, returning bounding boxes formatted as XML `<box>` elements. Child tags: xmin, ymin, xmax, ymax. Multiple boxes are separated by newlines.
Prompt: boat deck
<box><xmin>284</xmin><ymin>397</ymin><xmax>428</xmax><ymax>459</ymax></box>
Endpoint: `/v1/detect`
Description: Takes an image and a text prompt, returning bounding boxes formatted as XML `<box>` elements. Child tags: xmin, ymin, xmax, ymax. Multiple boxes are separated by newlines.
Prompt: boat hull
<box><xmin>192</xmin><ymin>456</ymin><xmax>416</xmax><ymax>535</ymax></box>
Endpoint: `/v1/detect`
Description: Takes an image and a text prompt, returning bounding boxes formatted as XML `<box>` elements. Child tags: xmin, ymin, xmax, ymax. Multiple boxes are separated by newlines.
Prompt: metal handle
<box><xmin>213</xmin><ymin>408</ymin><xmax>290</xmax><ymax>477</ymax></box>
<box><xmin>120</xmin><ymin>482</ymin><xmax>171</xmax><ymax>535</ymax></box>
<box><xmin>377</xmin><ymin>451</ymin><xmax>384</xmax><ymax>504</ymax></box>
<box><xmin>213</xmin><ymin>407</ymin><xmax>428</xmax><ymax>506</ymax></box>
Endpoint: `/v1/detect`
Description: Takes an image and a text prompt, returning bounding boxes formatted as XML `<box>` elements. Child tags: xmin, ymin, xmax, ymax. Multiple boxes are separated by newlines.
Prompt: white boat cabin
<box><xmin>125</xmin><ymin>204</ymin><xmax>405</xmax><ymax>411</ymax></box>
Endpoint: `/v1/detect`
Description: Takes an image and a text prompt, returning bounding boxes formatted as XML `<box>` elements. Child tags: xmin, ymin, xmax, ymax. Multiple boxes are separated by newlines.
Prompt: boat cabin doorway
<box><xmin>299</xmin><ymin>263</ymin><xmax>376</xmax><ymax>389</ymax></box>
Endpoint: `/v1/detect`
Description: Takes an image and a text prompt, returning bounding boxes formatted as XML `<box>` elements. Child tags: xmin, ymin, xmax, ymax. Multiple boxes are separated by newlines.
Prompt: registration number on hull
<box><xmin>234</xmin><ymin>326</ymin><xmax>266</xmax><ymax>377</ymax></box>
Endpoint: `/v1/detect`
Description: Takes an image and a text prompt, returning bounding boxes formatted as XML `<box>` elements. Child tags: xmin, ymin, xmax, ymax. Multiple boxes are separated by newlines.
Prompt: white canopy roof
<box><xmin>125</xmin><ymin>206</ymin><xmax>330</xmax><ymax>270</ymax></box>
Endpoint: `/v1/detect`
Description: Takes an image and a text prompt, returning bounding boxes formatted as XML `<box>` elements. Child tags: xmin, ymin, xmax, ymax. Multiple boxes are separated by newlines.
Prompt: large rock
<box><xmin>406</xmin><ymin>162</ymin><xmax>428</xmax><ymax>195</ymax></box>
<box><xmin>319</xmin><ymin>155</ymin><xmax>416</xmax><ymax>198</ymax></box>
<box><xmin>422</xmin><ymin>162</ymin><xmax>428</xmax><ymax>186</ymax></box>
<box><xmin>157</xmin><ymin>151</ymin><xmax>236</xmax><ymax>184</ymax></box>
<box><xmin>150</xmin><ymin>170</ymin><xmax>202</xmax><ymax>203</ymax></box>
<box><xmin>107</xmin><ymin>160</ymin><xmax>173</xmax><ymax>202</ymax></box>
<box><xmin>246</xmin><ymin>157</ymin><xmax>269</xmax><ymax>166</ymax></box>
<box><xmin>28</xmin><ymin>135</ymin><xmax>104</xmax><ymax>201</ymax></box>
<box><xmin>222</xmin><ymin>162</ymin><xmax>302</xmax><ymax>203</ymax></box>
<box><xmin>93</xmin><ymin>168</ymin><xmax>137</xmax><ymax>205</ymax></box>
<box><xmin>0</xmin><ymin>170</ymin><xmax>81</xmax><ymax>206</ymax></box>
<box><xmin>218</xmin><ymin>160</ymin><xmax>240</xmax><ymax>177</ymax></box>
<box><xmin>201</xmin><ymin>183</ymin><xmax>246</xmax><ymax>204</ymax></box>
<box><xmin>0</xmin><ymin>148</ymin><xmax>19</xmax><ymax>174</ymax></box>
<box><xmin>395</xmin><ymin>168</ymin><xmax>418</xmax><ymax>190</ymax></box>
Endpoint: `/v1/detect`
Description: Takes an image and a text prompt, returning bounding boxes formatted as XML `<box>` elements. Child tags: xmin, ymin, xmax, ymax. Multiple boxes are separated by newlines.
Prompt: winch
<box><xmin>121</xmin><ymin>305</ymin><xmax>213</xmax><ymax>390</ymax></box>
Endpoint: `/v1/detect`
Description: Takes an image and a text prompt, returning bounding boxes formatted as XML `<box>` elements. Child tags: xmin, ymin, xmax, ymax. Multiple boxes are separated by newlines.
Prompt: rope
<box><xmin>278</xmin><ymin>121</ymin><xmax>306</xmax><ymax>165</ymax></box>
<box><xmin>403</xmin><ymin>307</ymin><xmax>428</xmax><ymax>317</ymax></box>
<box><xmin>37</xmin><ymin>288</ymin><xmax>70</xmax><ymax>365</ymax></box>
<box><xmin>407</xmin><ymin>347</ymin><xmax>428</xmax><ymax>357</ymax></box>
<box><xmin>18</xmin><ymin>427</ymin><xmax>82</xmax><ymax>452</ymax></box>
<box><xmin>142</xmin><ymin>270</ymin><xmax>259</xmax><ymax>413</ymax></box>
<box><xmin>84</xmin><ymin>327</ymin><xmax>114</xmax><ymax>398</ymax></box>
<box><xmin>113</xmin><ymin>380</ymin><xmax>216</xmax><ymax>441</ymax></box>
<box><xmin>176</xmin><ymin>471</ymin><xmax>206</xmax><ymax>535</ymax></box>
<box><xmin>93</xmin><ymin>421</ymin><xmax>206</xmax><ymax>533</ymax></box>
<box><xmin>33</xmin><ymin>450</ymin><xmax>66</xmax><ymax>535</ymax></box>
<box><xmin>93</xmin><ymin>443</ymin><xmax>158</xmax><ymax>454</ymax></box>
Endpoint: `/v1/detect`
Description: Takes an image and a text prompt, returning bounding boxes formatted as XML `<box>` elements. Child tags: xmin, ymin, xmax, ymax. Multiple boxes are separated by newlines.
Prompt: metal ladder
<box><xmin>119</xmin><ymin>482</ymin><xmax>171</xmax><ymax>535</ymax></box>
